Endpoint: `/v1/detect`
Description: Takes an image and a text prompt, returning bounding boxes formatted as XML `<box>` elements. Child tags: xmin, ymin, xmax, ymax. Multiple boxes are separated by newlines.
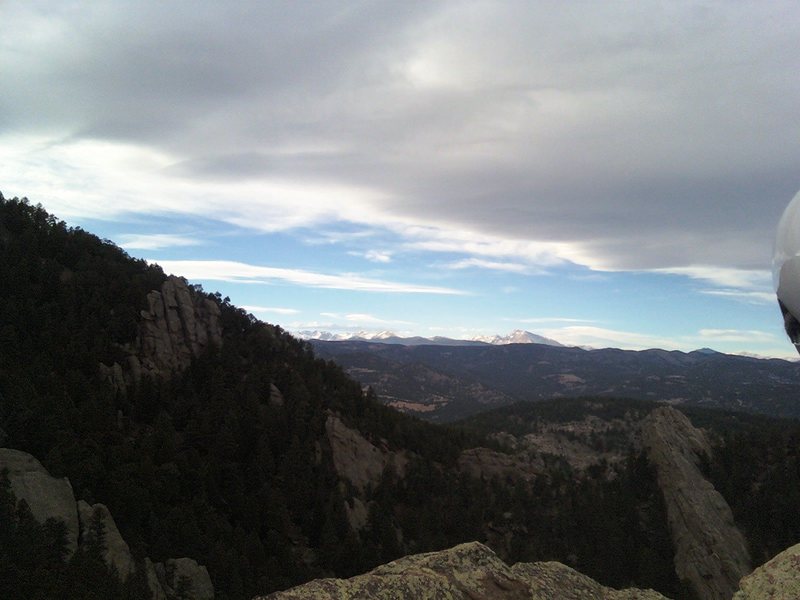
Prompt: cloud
<box><xmin>540</xmin><ymin>325</ymin><xmax>686</xmax><ymax>351</ymax></box>
<box><xmin>508</xmin><ymin>317</ymin><xmax>597</xmax><ymax>324</ymax></box>
<box><xmin>442</xmin><ymin>258</ymin><xmax>533</xmax><ymax>273</ymax></box>
<box><xmin>151</xmin><ymin>259</ymin><xmax>465</xmax><ymax>294</ymax></box>
<box><xmin>118</xmin><ymin>233</ymin><xmax>202</xmax><ymax>250</ymax></box>
<box><xmin>654</xmin><ymin>266</ymin><xmax>772</xmax><ymax>290</ymax></box>
<box><xmin>698</xmin><ymin>329</ymin><xmax>777</xmax><ymax>343</ymax></box>
<box><xmin>320</xmin><ymin>312</ymin><xmax>413</xmax><ymax>326</ymax></box>
<box><xmin>348</xmin><ymin>249</ymin><xmax>393</xmax><ymax>263</ymax></box>
<box><xmin>2</xmin><ymin>1</ymin><xmax>799</xmax><ymax>276</ymax></box>
<box><xmin>700</xmin><ymin>289</ymin><xmax>775</xmax><ymax>304</ymax></box>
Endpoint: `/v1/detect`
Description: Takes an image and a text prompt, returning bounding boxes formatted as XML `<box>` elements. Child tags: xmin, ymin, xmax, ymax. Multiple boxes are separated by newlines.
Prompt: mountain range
<box><xmin>293</xmin><ymin>328</ymin><xmax>563</xmax><ymax>347</ymax></box>
<box><xmin>311</xmin><ymin>339</ymin><xmax>800</xmax><ymax>422</ymax></box>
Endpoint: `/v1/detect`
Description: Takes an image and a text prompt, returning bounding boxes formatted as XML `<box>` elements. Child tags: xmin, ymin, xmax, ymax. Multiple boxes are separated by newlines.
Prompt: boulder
<box><xmin>0</xmin><ymin>448</ymin><xmax>79</xmax><ymax>555</ymax></box>
<box><xmin>259</xmin><ymin>541</ymin><xmax>669</xmax><ymax>599</ymax></box>
<box><xmin>641</xmin><ymin>407</ymin><xmax>750</xmax><ymax>600</ymax></box>
<box><xmin>734</xmin><ymin>542</ymin><xmax>800</xmax><ymax>599</ymax></box>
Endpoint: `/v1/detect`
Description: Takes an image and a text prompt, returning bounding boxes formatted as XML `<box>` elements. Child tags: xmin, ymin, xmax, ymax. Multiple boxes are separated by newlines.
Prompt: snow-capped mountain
<box><xmin>294</xmin><ymin>330</ymin><xmax>401</xmax><ymax>342</ymax></box>
<box><xmin>471</xmin><ymin>329</ymin><xmax>563</xmax><ymax>347</ymax></box>
<box><xmin>294</xmin><ymin>329</ymin><xmax>563</xmax><ymax>347</ymax></box>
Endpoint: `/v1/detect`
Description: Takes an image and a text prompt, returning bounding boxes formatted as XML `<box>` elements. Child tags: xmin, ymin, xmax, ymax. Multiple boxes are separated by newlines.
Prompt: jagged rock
<box><xmin>78</xmin><ymin>501</ymin><xmax>137</xmax><ymax>579</ymax></box>
<box><xmin>259</xmin><ymin>541</ymin><xmax>669</xmax><ymax>599</ymax></box>
<box><xmin>0</xmin><ymin>448</ymin><xmax>79</xmax><ymax>555</ymax></box>
<box><xmin>458</xmin><ymin>447</ymin><xmax>542</xmax><ymax>483</ymax></box>
<box><xmin>156</xmin><ymin>557</ymin><xmax>215</xmax><ymax>600</ymax></box>
<box><xmin>641</xmin><ymin>406</ymin><xmax>750</xmax><ymax>600</ymax></box>
<box><xmin>325</xmin><ymin>413</ymin><xmax>407</xmax><ymax>493</ymax></box>
<box><xmin>734</xmin><ymin>542</ymin><xmax>800</xmax><ymax>599</ymax></box>
<box><xmin>136</xmin><ymin>276</ymin><xmax>222</xmax><ymax>378</ymax></box>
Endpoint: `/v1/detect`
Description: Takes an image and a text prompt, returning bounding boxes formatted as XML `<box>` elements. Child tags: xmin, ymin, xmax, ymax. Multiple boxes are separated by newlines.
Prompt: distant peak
<box><xmin>471</xmin><ymin>330</ymin><xmax>563</xmax><ymax>347</ymax></box>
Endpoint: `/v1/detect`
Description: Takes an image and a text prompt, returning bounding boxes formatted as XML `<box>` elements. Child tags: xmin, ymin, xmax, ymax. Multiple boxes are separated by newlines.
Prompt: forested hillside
<box><xmin>0</xmin><ymin>194</ymin><xmax>474</xmax><ymax>597</ymax></box>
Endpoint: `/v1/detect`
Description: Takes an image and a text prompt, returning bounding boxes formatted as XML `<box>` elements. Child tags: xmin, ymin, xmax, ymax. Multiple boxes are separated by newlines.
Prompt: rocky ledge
<box><xmin>259</xmin><ymin>541</ymin><xmax>668</xmax><ymax>600</ymax></box>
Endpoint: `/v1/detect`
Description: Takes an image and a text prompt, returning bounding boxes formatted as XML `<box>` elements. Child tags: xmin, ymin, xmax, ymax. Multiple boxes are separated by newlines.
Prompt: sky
<box><xmin>2</xmin><ymin>1</ymin><xmax>800</xmax><ymax>357</ymax></box>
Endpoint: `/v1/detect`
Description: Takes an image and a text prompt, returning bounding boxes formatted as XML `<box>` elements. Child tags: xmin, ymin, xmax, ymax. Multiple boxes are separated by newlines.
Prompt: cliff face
<box><xmin>101</xmin><ymin>275</ymin><xmax>223</xmax><ymax>392</ymax></box>
<box><xmin>641</xmin><ymin>407</ymin><xmax>751</xmax><ymax>600</ymax></box>
<box><xmin>259</xmin><ymin>541</ymin><xmax>669</xmax><ymax>600</ymax></box>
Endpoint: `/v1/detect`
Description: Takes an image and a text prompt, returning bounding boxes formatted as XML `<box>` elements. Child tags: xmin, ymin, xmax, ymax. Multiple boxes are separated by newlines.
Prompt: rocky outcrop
<box><xmin>260</xmin><ymin>541</ymin><xmax>669</xmax><ymax>599</ymax></box>
<box><xmin>155</xmin><ymin>557</ymin><xmax>215</xmax><ymax>600</ymax></box>
<box><xmin>641</xmin><ymin>407</ymin><xmax>750</xmax><ymax>600</ymax></box>
<box><xmin>101</xmin><ymin>276</ymin><xmax>223</xmax><ymax>393</ymax></box>
<box><xmin>136</xmin><ymin>276</ymin><xmax>222</xmax><ymax>376</ymax></box>
<box><xmin>325</xmin><ymin>413</ymin><xmax>408</xmax><ymax>493</ymax></box>
<box><xmin>0</xmin><ymin>448</ymin><xmax>80</xmax><ymax>555</ymax></box>
<box><xmin>734</xmin><ymin>542</ymin><xmax>800</xmax><ymax>599</ymax></box>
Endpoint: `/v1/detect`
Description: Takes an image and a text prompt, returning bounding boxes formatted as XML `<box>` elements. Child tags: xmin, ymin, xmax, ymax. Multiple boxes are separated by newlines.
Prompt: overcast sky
<box><xmin>2</xmin><ymin>1</ymin><xmax>799</xmax><ymax>356</ymax></box>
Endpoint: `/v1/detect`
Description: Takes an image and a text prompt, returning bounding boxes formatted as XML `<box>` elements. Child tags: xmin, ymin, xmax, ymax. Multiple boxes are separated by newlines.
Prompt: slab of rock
<box><xmin>734</xmin><ymin>542</ymin><xmax>800</xmax><ymax>599</ymax></box>
<box><xmin>0</xmin><ymin>448</ymin><xmax>79</xmax><ymax>555</ymax></box>
<box><xmin>259</xmin><ymin>541</ymin><xmax>669</xmax><ymax>600</ymax></box>
<box><xmin>642</xmin><ymin>406</ymin><xmax>750</xmax><ymax>600</ymax></box>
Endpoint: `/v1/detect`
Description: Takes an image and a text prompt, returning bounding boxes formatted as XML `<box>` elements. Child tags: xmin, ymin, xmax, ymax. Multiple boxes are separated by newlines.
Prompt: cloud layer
<box><xmin>3</xmin><ymin>1</ymin><xmax>798</xmax><ymax>280</ymax></box>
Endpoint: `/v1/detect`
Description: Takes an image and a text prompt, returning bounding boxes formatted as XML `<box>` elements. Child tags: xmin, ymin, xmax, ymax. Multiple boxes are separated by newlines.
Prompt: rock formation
<box><xmin>259</xmin><ymin>541</ymin><xmax>669</xmax><ymax>599</ymax></box>
<box><xmin>1</xmin><ymin>448</ymin><xmax>210</xmax><ymax>600</ymax></box>
<box><xmin>325</xmin><ymin>413</ymin><xmax>407</xmax><ymax>493</ymax></box>
<box><xmin>0</xmin><ymin>448</ymin><xmax>80</xmax><ymax>555</ymax></box>
<box><xmin>641</xmin><ymin>407</ymin><xmax>750</xmax><ymax>600</ymax></box>
<box><xmin>734</xmin><ymin>542</ymin><xmax>800</xmax><ymax>599</ymax></box>
<box><xmin>101</xmin><ymin>275</ymin><xmax>223</xmax><ymax>393</ymax></box>
<box><xmin>136</xmin><ymin>276</ymin><xmax>223</xmax><ymax>376</ymax></box>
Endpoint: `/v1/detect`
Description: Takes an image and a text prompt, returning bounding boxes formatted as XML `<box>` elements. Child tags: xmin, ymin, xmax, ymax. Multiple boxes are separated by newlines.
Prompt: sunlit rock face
<box><xmin>774</xmin><ymin>190</ymin><xmax>800</xmax><ymax>353</ymax></box>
